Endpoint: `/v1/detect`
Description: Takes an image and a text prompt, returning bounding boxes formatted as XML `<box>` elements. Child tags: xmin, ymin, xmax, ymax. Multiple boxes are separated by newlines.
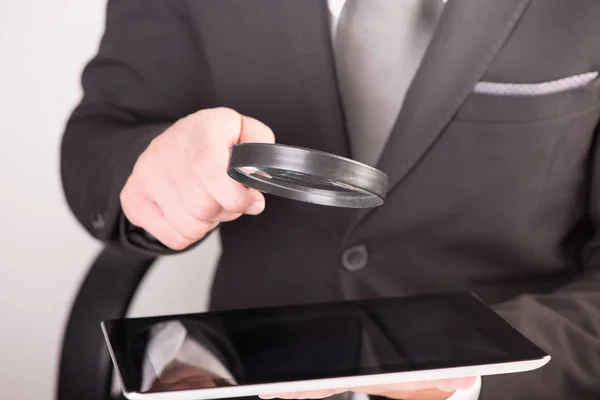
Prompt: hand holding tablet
<box><xmin>259</xmin><ymin>376</ymin><xmax>478</xmax><ymax>399</ymax></box>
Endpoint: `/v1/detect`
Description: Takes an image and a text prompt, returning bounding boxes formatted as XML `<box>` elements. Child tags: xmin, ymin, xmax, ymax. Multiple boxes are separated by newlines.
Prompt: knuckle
<box><xmin>193</xmin><ymin>107</ymin><xmax>241</xmax><ymax>136</ymax></box>
<box><xmin>178</xmin><ymin>227</ymin><xmax>200</xmax><ymax>242</ymax></box>
<box><xmin>164</xmin><ymin>234</ymin><xmax>190</xmax><ymax>251</ymax></box>
<box><xmin>190</xmin><ymin>201</ymin><xmax>221</xmax><ymax>221</ymax></box>
<box><xmin>220</xmin><ymin>191</ymin><xmax>253</xmax><ymax>212</ymax></box>
<box><xmin>169</xmin><ymin>115</ymin><xmax>191</xmax><ymax>131</ymax></box>
<box><xmin>218</xmin><ymin>212</ymin><xmax>242</xmax><ymax>222</ymax></box>
<box><xmin>132</xmin><ymin>151</ymin><xmax>154</xmax><ymax>177</ymax></box>
<box><xmin>208</xmin><ymin>106</ymin><xmax>240</xmax><ymax>121</ymax></box>
<box><xmin>178</xmin><ymin>220</ymin><xmax>209</xmax><ymax>241</ymax></box>
<box><xmin>147</xmin><ymin>136</ymin><xmax>170</xmax><ymax>160</ymax></box>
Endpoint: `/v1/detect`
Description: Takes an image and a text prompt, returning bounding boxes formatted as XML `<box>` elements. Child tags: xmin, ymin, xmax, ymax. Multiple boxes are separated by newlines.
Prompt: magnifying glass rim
<box><xmin>227</xmin><ymin>143</ymin><xmax>388</xmax><ymax>208</ymax></box>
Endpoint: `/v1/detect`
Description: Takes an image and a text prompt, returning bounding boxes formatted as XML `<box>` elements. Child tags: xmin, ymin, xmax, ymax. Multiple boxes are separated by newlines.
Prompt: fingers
<box><xmin>121</xmin><ymin>178</ymin><xmax>220</xmax><ymax>250</ymax></box>
<box><xmin>120</xmin><ymin>107</ymin><xmax>275</xmax><ymax>251</ymax></box>
<box><xmin>121</xmin><ymin>177</ymin><xmax>195</xmax><ymax>251</ymax></box>
<box><xmin>167</xmin><ymin>158</ymin><xmax>244</xmax><ymax>223</ymax></box>
<box><xmin>122</xmin><ymin>153</ymin><xmax>217</xmax><ymax>249</ymax></box>
<box><xmin>143</xmin><ymin>175</ymin><xmax>218</xmax><ymax>243</ymax></box>
<box><xmin>194</xmin><ymin>159</ymin><xmax>266</xmax><ymax>215</ymax></box>
<box><xmin>192</xmin><ymin>107</ymin><xmax>274</xmax><ymax>153</ymax></box>
<box><xmin>174</xmin><ymin>177</ymin><xmax>245</xmax><ymax>223</ymax></box>
<box><xmin>434</xmin><ymin>376</ymin><xmax>478</xmax><ymax>391</ymax></box>
<box><xmin>239</xmin><ymin>114</ymin><xmax>276</xmax><ymax>144</ymax></box>
<box><xmin>260</xmin><ymin>389</ymin><xmax>345</xmax><ymax>400</ymax></box>
<box><xmin>190</xmin><ymin>108</ymin><xmax>271</xmax><ymax>215</ymax></box>
<box><xmin>352</xmin><ymin>376</ymin><xmax>478</xmax><ymax>397</ymax></box>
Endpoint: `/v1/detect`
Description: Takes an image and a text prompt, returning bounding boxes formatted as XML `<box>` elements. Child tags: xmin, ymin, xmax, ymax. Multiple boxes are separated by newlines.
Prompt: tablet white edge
<box><xmin>101</xmin><ymin>321</ymin><xmax>130</xmax><ymax>397</ymax></box>
<box><xmin>124</xmin><ymin>357</ymin><xmax>550</xmax><ymax>400</ymax></box>
<box><xmin>100</xmin><ymin>317</ymin><xmax>550</xmax><ymax>400</ymax></box>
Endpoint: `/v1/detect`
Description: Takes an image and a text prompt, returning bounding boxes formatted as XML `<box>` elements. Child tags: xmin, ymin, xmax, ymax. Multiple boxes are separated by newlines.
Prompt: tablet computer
<box><xmin>101</xmin><ymin>292</ymin><xmax>550</xmax><ymax>400</ymax></box>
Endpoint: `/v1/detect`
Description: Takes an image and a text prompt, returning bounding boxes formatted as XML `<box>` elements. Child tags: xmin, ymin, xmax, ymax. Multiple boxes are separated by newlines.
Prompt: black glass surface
<box><xmin>234</xmin><ymin>166</ymin><xmax>372</xmax><ymax>195</ymax></box>
<box><xmin>102</xmin><ymin>293</ymin><xmax>547</xmax><ymax>394</ymax></box>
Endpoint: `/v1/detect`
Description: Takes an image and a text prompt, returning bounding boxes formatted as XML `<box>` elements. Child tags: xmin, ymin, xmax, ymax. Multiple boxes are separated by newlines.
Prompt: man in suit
<box><xmin>60</xmin><ymin>0</ymin><xmax>600</xmax><ymax>399</ymax></box>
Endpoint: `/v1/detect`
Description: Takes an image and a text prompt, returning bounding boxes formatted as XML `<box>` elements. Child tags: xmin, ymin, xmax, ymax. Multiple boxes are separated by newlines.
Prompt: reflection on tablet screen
<box><xmin>113</xmin><ymin>297</ymin><xmax>506</xmax><ymax>393</ymax></box>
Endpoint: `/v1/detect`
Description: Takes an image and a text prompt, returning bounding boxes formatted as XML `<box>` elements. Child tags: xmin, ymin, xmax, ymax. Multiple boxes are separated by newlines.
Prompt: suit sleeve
<box><xmin>60</xmin><ymin>0</ymin><xmax>213</xmax><ymax>255</ymax></box>
<box><xmin>480</xmin><ymin>124</ymin><xmax>600</xmax><ymax>398</ymax></box>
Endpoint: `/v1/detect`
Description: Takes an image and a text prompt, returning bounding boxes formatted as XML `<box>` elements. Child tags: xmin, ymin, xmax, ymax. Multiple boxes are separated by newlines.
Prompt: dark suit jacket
<box><xmin>60</xmin><ymin>0</ymin><xmax>600</xmax><ymax>398</ymax></box>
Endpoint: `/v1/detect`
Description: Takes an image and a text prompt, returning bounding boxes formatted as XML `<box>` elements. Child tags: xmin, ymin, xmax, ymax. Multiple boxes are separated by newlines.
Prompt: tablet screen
<box><xmin>103</xmin><ymin>293</ymin><xmax>544</xmax><ymax>394</ymax></box>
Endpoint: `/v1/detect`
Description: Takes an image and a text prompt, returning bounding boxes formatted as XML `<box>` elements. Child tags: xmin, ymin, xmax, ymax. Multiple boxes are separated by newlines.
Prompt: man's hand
<box><xmin>120</xmin><ymin>107</ymin><xmax>275</xmax><ymax>250</ymax></box>
<box><xmin>259</xmin><ymin>376</ymin><xmax>478</xmax><ymax>400</ymax></box>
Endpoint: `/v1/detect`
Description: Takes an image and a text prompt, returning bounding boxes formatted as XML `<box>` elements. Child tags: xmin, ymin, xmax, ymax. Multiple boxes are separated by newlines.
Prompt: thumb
<box><xmin>238</xmin><ymin>114</ymin><xmax>276</xmax><ymax>144</ymax></box>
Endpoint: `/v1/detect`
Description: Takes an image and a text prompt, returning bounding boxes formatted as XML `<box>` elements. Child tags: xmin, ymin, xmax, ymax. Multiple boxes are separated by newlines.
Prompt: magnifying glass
<box><xmin>227</xmin><ymin>143</ymin><xmax>388</xmax><ymax>208</ymax></box>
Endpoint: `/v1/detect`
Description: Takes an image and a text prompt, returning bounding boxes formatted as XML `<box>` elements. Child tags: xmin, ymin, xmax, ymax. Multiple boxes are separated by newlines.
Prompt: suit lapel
<box><xmin>277</xmin><ymin>0</ymin><xmax>357</xmax><ymax>232</ymax></box>
<box><xmin>278</xmin><ymin>0</ymin><xmax>351</xmax><ymax>158</ymax></box>
<box><xmin>349</xmin><ymin>0</ymin><xmax>532</xmax><ymax>230</ymax></box>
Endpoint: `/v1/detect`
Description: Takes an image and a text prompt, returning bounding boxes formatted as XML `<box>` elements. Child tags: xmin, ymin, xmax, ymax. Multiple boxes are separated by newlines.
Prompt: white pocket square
<box><xmin>474</xmin><ymin>71</ymin><xmax>598</xmax><ymax>96</ymax></box>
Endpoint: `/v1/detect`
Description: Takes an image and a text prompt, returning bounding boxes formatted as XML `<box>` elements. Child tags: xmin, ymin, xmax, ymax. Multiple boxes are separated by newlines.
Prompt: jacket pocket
<box><xmin>474</xmin><ymin>72</ymin><xmax>598</xmax><ymax>96</ymax></box>
<box><xmin>455</xmin><ymin>72</ymin><xmax>600</xmax><ymax>123</ymax></box>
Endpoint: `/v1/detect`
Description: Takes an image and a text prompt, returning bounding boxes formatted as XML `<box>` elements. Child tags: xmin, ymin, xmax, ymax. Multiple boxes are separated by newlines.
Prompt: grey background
<box><xmin>0</xmin><ymin>1</ymin><xmax>220</xmax><ymax>398</ymax></box>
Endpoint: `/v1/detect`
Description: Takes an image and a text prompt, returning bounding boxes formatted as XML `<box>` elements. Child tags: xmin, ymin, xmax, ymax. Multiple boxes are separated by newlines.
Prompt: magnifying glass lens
<box><xmin>235</xmin><ymin>166</ymin><xmax>371</xmax><ymax>195</ymax></box>
<box><xmin>228</xmin><ymin>144</ymin><xmax>387</xmax><ymax>208</ymax></box>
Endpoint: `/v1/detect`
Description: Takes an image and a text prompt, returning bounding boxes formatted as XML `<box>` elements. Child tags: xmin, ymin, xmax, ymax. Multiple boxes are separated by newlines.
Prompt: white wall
<box><xmin>0</xmin><ymin>1</ymin><xmax>220</xmax><ymax>399</ymax></box>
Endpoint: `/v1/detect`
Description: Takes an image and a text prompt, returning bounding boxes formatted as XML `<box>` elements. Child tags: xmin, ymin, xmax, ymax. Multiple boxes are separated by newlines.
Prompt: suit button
<box><xmin>341</xmin><ymin>244</ymin><xmax>368</xmax><ymax>271</ymax></box>
<box><xmin>91</xmin><ymin>212</ymin><xmax>106</xmax><ymax>230</ymax></box>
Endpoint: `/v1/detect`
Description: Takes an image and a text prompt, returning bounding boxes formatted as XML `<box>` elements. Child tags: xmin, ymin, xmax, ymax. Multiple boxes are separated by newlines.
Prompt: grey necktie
<box><xmin>334</xmin><ymin>0</ymin><xmax>445</xmax><ymax>166</ymax></box>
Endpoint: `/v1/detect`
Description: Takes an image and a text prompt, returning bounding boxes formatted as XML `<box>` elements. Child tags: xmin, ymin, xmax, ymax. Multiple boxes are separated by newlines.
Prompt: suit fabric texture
<box><xmin>60</xmin><ymin>1</ymin><xmax>600</xmax><ymax>398</ymax></box>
